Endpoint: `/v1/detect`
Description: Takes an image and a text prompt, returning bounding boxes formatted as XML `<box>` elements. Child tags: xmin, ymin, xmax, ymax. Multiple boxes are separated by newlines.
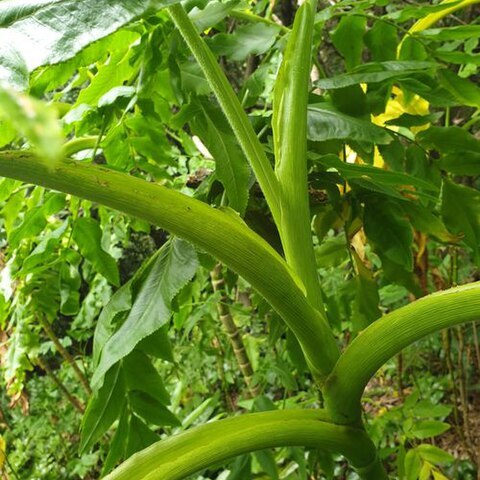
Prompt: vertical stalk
<box><xmin>211</xmin><ymin>264</ymin><xmax>261</xmax><ymax>398</ymax></box>
<box><xmin>32</xmin><ymin>355</ymin><xmax>85</xmax><ymax>413</ymax></box>
<box><xmin>272</xmin><ymin>0</ymin><xmax>325</xmax><ymax>312</ymax></box>
<box><xmin>168</xmin><ymin>5</ymin><xmax>281</xmax><ymax>224</ymax></box>
<box><xmin>37</xmin><ymin>315</ymin><xmax>92</xmax><ymax>395</ymax></box>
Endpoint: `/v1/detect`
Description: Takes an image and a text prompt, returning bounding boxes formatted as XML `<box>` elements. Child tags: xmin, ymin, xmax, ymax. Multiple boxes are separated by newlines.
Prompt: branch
<box><xmin>103</xmin><ymin>409</ymin><xmax>387</xmax><ymax>480</ymax></box>
<box><xmin>0</xmin><ymin>151</ymin><xmax>339</xmax><ymax>382</ymax></box>
<box><xmin>324</xmin><ymin>283</ymin><xmax>480</xmax><ymax>424</ymax></box>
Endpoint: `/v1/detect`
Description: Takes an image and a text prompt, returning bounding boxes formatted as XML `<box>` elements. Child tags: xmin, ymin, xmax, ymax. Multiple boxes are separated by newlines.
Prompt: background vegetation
<box><xmin>0</xmin><ymin>0</ymin><xmax>479</xmax><ymax>479</ymax></box>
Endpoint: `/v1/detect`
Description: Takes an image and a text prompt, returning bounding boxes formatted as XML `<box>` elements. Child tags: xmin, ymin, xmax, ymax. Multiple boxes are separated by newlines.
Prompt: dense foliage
<box><xmin>0</xmin><ymin>0</ymin><xmax>479</xmax><ymax>479</ymax></box>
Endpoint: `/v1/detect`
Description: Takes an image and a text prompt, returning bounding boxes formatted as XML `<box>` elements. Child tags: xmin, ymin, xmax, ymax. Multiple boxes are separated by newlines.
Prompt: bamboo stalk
<box><xmin>211</xmin><ymin>264</ymin><xmax>261</xmax><ymax>398</ymax></box>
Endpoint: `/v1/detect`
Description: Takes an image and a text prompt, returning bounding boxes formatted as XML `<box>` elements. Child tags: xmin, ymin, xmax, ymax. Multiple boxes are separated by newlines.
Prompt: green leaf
<box><xmin>123</xmin><ymin>350</ymin><xmax>170</xmax><ymax>406</ymax></box>
<box><xmin>364</xmin><ymin>199</ymin><xmax>414</xmax><ymax>271</ymax></box>
<box><xmin>59</xmin><ymin>262</ymin><xmax>81</xmax><ymax>315</ymax></box>
<box><xmin>129</xmin><ymin>391</ymin><xmax>180</xmax><ymax>427</ymax></box>
<box><xmin>331</xmin><ymin>15</ymin><xmax>366</xmax><ymax>71</ymax></box>
<box><xmin>417</xmin><ymin>25</ymin><xmax>480</xmax><ymax>41</ymax></box>
<box><xmin>102</xmin><ymin>408</ymin><xmax>129</xmax><ymax>476</ymax></box>
<box><xmin>91</xmin><ymin>238</ymin><xmax>197</xmax><ymax>389</ymax></box>
<box><xmin>418</xmin><ymin>126</ymin><xmax>480</xmax><ymax>175</ymax></box>
<box><xmin>9</xmin><ymin>192</ymin><xmax>65</xmax><ymax>249</ymax></box>
<box><xmin>191</xmin><ymin>103</ymin><xmax>250</xmax><ymax>214</ymax></box>
<box><xmin>190</xmin><ymin>1</ymin><xmax>240</xmax><ymax>31</ymax></box>
<box><xmin>351</xmin><ymin>251</ymin><xmax>381</xmax><ymax>332</ymax></box>
<box><xmin>416</xmin><ymin>444</ymin><xmax>454</xmax><ymax>464</ymax></box>
<box><xmin>207</xmin><ymin>23</ymin><xmax>280</xmax><ymax>61</ymax></box>
<box><xmin>316</xmin><ymin>61</ymin><xmax>437</xmax><ymax>90</ymax></box>
<box><xmin>316</xmin><ymin>155</ymin><xmax>437</xmax><ymax>199</ymax></box>
<box><xmin>307</xmin><ymin>105</ymin><xmax>392</xmax><ymax>144</ymax></box>
<box><xmin>254</xmin><ymin>450</ymin><xmax>279</xmax><ymax>480</ymax></box>
<box><xmin>441</xmin><ymin>179</ymin><xmax>480</xmax><ymax>260</ymax></box>
<box><xmin>137</xmin><ymin>326</ymin><xmax>174</xmax><ymax>363</ymax></box>
<box><xmin>405</xmin><ymin>450</ymin><xmax>422</xmax><ymax>480</ymax></box>
<box><xmin>409</xmin><ymin>420</ymin><xmax>450</xmax><ymax>440</ymax></box>
<box><xmin>80</xmin><ymin>363</ymin><xmax>126</xmax><ymax>453</ymax></box>
<box><xmin>435</xmin><ymin>50</ymin><xmax>480</xmax><ymax>65</ymax></box>
<box><xmin>72</xmin><ymin>217</ymin><xmax>120</xmax><ymax>286</ymax></box>
<box><xmin>364</xmin><ymin>21</ymin><xmax>398</xmax><ymax>62</ymax></box>
<box><xmin>0</xmin><ymin>85</ymin><xmax>64</xmax><ymax>161</ymax></box>
<box><xmin>126</xmin><ymin>414</ymin><xmax>160</xmax><ymax>458</ymax></box>
<box><xmin>438</xmin><ymin>69</ymin><xmax>480</xmax><ymax>108</ymax></box>
<box><xmin>0</xmin><ymin>0</ymin><xmax>181</xmax><ymax>88</ymax></box>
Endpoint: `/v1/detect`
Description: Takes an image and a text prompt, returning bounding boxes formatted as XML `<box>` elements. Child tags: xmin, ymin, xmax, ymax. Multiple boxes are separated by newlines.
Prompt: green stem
<box><xmin>103</xmin><ymin>409</ymin><xmax>386</xmax><ymax>480</ymax></box>
<box><xmin>168</xmin><ymin>4</ymin><xmax>281</xmax><ymax>224</ymax></box>
<box><xmin>230</xmin><ymin>9</ymin><xmax>290</xmax><ymax>34</ymax></box>
<box><xmin>273</xmin><ymin>0</ymin><xmax>324</xmax><ymax>312</ymax></box>
<box><xmin>61</xmin><ymin>136</ymin><xmax>98</xmax><ymax>157</ymax></box>
<box><xmin>324</xmin><ymin>283</ymin><xmax>480</xmax><ymax>424</ymax></box>
<box><xmin>0</xmin><ymin>151</ymin><xmax>339</xmax><ymax>382</ymax></box>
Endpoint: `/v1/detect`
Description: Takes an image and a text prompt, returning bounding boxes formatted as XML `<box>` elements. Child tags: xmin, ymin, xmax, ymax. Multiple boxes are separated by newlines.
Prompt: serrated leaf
<box><xmin>80</xmin><ymin>363</ymin><xmax>126</xmax><ymax>453</ymax></box>
<box><xmin>137</xmin><ymin>325</ymin><xmax>174</xmax><ymax>363</ymax></box>
<box><xmin>0</xmin><ymin>0</ymin><xmax>181</xmax><ymax>89</ymax></box>
<box><xmin>91</xmin><ymin>238</ymin><xmax>197</xmax><ymax>389</ymax></box>
<box><xmin>72</xmin><ymin>217</ymin><xmax>120</xmax><ymax>286</ymax></box>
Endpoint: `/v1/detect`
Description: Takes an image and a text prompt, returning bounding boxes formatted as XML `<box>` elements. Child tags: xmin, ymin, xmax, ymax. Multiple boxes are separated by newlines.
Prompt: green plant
<box><xmin>0</xmin><ymin>1</ymin><xmax>479</xmax><ymax>479</ymax></box>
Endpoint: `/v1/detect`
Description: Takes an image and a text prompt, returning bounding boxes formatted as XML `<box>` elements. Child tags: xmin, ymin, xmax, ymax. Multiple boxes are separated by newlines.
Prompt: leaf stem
<box><xmin>103</xmin><ymin>409</ymin><xmax>386</xmax><ymax>480</ymax></box>
<box><xmin>0</xmin><ymin>151</ymin><xmax>339</xmax><ymax>382</ymax></box>
<box><xmin>168</xmin><ymin>4</ymin><xmax>281</xmax><ymax>223</ymax></box>
<box><xmin>323</xmin><ymin>282</ymin><xmax>480</xmax><ymax>424</ymax></box>
<box><xmin>273</xmin><ymin>0</ymin><xmax>325</xmax><ymax>312</ymax></box>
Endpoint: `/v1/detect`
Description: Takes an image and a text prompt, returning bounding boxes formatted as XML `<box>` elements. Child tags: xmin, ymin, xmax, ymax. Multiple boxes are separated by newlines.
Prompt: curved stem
<box><xmin>168</xmin><ymin>4</ymin><xmax>281</xmax><ymax>224</ymax></box>
<box><xmin>324</xmin><ymin>283</ymin><xmax>480</xmax><ymax>424</ymax></box>
<box><xmin>0</xmin><ymin>151</ymin><xmax>339</xmax><ymax>382</ymax></box>
<box><xmin>103</xmin><ymin>409</ymin><xmax>386</xmax><ymax>480</ymax></box>
<box><xmin>61</xmin><ymin>136</ymin><xmax>98</xmax><ymax>157</ymax></box>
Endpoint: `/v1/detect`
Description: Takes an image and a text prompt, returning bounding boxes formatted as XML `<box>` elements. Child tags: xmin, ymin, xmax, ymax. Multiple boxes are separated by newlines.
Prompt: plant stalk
<box><xmin>168</xmin><ymin>4</ymin><xmax>281</xmax><ymax>224</ymax></box>
<box><xmin>0</xmin><ymin>152</ymin><xmax>340</xmax><ymax>382</ymax></box>
<box><xmin>211</xmin><ymin>264</ymin><xmax>261</xmax><ymax>397</ymax></box>
<box><xmin>103</xmin><ymin>409</ymin><xmax>387</xmax><ymax>480</ymax></box>
<box><xmin>324</xmin><ymin>282</ymin><xmax>480</xmax><ymax>424</ymax></box>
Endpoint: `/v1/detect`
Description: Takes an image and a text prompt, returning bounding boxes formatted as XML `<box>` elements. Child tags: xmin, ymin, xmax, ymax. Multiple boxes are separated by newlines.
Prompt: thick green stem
<box><xmin>0</xmin><ymin>152</ymin><xmax>339</xmax><ymax>382</ymax></box>
<box><xmin>168</xmin><ymin>4</ymin><xmax>281</xmax><ymax>224</ymax></box>
<box><xmin>273</xmin><ymin>0</ymin><xmax>324</xmax><ymax>312</ymax></box>
<box><xmin>103</xmin><ymin>409</ymin><xmax>385</xmax><ymax>480</ymax></box>
<box><xmin>324</xmin><ymin>283</ymin><xmax>480</xmax><ymax>424</ymax></box>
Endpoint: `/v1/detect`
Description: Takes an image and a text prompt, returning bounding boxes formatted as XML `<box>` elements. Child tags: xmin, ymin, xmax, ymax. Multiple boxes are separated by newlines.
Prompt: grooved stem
<box><xmin>211</xmin><ymin>264</ymin><xmax>261</xmax><ymax>397</ymax></box>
